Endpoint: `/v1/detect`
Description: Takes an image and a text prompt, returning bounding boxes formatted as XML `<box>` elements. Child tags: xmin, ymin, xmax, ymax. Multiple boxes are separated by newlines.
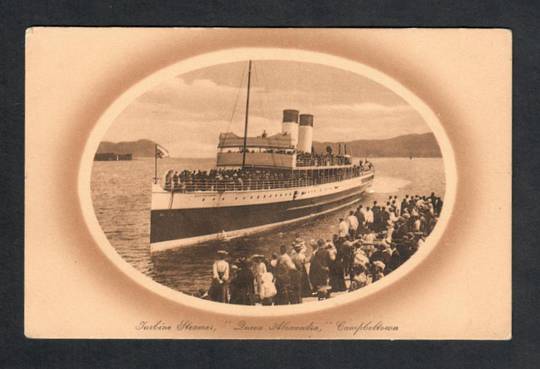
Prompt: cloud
<box><xmin>104</xmin><ymin>62</ymin><xmax>432</xmax><ymax>157</ymax></box>
<box><xmin>320</xmin><ymin>102</ymin><xmax>413</xmax><ymax>114</ymax></box>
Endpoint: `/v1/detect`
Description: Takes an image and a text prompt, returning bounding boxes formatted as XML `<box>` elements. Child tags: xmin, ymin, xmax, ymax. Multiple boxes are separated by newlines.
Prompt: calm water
<box><xmin>91</xmin><ymin>157</ymin><xmax>445</xmax><ymax>295</ymax></box>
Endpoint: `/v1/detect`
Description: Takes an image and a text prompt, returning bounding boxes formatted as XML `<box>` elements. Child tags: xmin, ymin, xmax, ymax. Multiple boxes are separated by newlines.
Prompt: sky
<box><xmin>103</xmin><ymin>60</ymin><xmax>431</xmax><ymax>158</ymax></box>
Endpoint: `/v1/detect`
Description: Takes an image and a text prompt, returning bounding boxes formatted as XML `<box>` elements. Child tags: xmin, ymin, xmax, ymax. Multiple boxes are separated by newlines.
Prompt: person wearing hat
<box><xmin>435</xmin><ymin>196</ymin><xmax>444</xmax><ymax>216</ymax></box>
<box><xmin>371</xmin><ymin>261</ymin><xmax>386</xmax><ymax>282</ymax></box>
<box><xmin>341</xmin><ymin>238</ymin><xmax>356</xmax><ymax>278</ymax></box>
<box><xmin>372</xmin><ymin>201</ymin><xmax>381</xmax><ymax>232</ymax></box>
<box><xmin>309</xmin><ymin>239</ymin><xmax>332</xmax><ymax>300</ymax></box>
<box><xmin>268</xmin><ymin>252</ymin><xmax>279</xmax><ymax>276</ymax></box>
<box><xmin>327</xmin><ymin>238</ymin><xmax>346</xmax><ymax>293</ymax></box>
<box><xmin>338</xmin><ymin>218</ymin><xmax>349</xmax><ymax>239</ymax></box>
<box><xmin>259</xmin><ymin>270</ymin><xmax>277</xmax><ymax>306</ymax></box>
<box><xmin>347</xmin><ymin>210</ymin><xmax>359</xmax><ymax>237</ymax></box>
<box><xmin>401</xmin><ymin>195</ymin><xmax>409</xmax><ymax>215</ymax></box>
<box><xmin>252</xmin><ymin>255</ymin><xmax>267</xmax><ymax>302</ymax></box>
<box><xmin>349</xmin><ymin>264</ymin><xmax>370</xmax><ymax>291</ymax></box>
<box><xmin>209</xmin><ymin>250</ymin><xmax>230</xmax><ymax>303</ymax></box>
<box><xmin>291</xmin><ymin>238</ymin><xmax>312</xmax><ymax>299</ymax></box>
<box><xmin>229</xmin><ymin>257</ymin><xmax>255</xmax><ymax>305</ymax></box>
<box><xmin>365</xmin><ymin>206</ymin><xmax>374</xmax><ymax>230</ymax></box>
<box><xmin>387</xmin><ymin>247</ymin><xmax>402</xmax><ymax>273</ymax></box>
<box><xmin>396</xmin><ymin>235</ymin><xmax>415</xmax><ymax>263</ymax></box>
<box><xmin>227</xmin><ymin>263</ymin><xmax>240</xmax><ymax>304</ymax></box>
<box><xmin>353</xmin><ymin>248</ymin><xmax>370</xmax><ymax>269</ymax></box>
<box><xmin>288</xmin><ymin>241</ymin><xmax>303</xmax><ymax>304</ymax></box>
<box><xmin>274</xmin><ymin>245</ymin><xmax>296</xmax><ymax>305</ymax></box>
<box><xmin>362</xmin><ymin>230</ymin><xmax>376</xmax><ymax>245</ymax></box>
<box><xmin>385</xmin><ymin>223</ymin><xmax>395</xmax><ymax>244</ymax></box>
<box><xmin>356</xmin><ymin>205</ymin><xmax>366</xmax><ymax>229</ymax></box>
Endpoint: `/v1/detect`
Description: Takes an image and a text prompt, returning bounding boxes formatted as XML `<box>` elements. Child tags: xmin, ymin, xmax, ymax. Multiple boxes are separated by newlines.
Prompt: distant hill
<box><xmin>96</xmin><ymin>139</ymin><xmax>158</xmax><ymax>157</ymax></box>
<box><xmin>312</xmin><ymin>132</ymin><xmax>442</xmax><ymax>158</ymax></box>
<box><xmin>98</xmin><ymin>133</ymin><xmax>442</xmax><ymax>158</ymax></box>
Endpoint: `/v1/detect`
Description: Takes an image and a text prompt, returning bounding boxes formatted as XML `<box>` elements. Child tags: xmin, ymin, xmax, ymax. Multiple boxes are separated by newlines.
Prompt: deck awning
<box><xmin>218</xmin><ymin>132</ymin><xmax>294</xmax><ymax>149</ymax></box>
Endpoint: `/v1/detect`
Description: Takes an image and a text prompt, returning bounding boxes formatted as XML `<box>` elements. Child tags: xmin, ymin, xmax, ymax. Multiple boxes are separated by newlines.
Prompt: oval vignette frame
<box><xmin>78</xmin><ymin>48</ymin><xmax>457</xmax><ymax>317</ymax></box>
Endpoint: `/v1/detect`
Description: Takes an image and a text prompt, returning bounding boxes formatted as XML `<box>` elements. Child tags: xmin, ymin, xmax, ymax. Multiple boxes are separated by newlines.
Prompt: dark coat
<box><xmin>229</xmin><ymin>265</ymin><xmax>255</xmax><ymax>305</ymax></box>
<box><xmin>309</xmin><ymin>248</ymin><xmax>330</xmax><ymax>289</ymax></box>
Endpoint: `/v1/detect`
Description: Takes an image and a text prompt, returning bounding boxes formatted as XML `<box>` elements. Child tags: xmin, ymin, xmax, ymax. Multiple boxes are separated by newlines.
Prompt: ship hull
<box><xmin>150</xmin><ymin>174</ymin><xmax>373</xmax><ymax>253</ymax></box>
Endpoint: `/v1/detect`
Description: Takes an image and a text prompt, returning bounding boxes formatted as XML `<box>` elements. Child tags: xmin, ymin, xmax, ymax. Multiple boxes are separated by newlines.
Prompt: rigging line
<box><xmin>226</xmin><ymin>63</ymin><xmax>248</xmax><ymax>136</ymax></box>
<box><xmin>216</xmin><ymin>63</ymin><xmax>248</xmax><ymax>208</ymax></box>
<box><xmin>254</xmin><ymin>62</ymin><xmax>278</xmax><ymax>168</ymax></box>
<box><xmin>252</xmin><ymin>63</ymin><xmax>269</xmax><ymax>165</ymax></box>
<box><xmin>241</xmin><ymin>60</ymin><xmax>252</xmax><ymax>169</ymax></box>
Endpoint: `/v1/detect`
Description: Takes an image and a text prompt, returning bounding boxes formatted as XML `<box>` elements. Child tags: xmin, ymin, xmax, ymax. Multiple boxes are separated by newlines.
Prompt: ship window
<box><xmin>250</xmin><ymin>196</ymin><xmax>253</xmax><ymax>199</ymax></box>
<box><xmin>202</xmin><ymin>198</ymin><xmax>205</xmax><ymax>201</ymax></box>
<box><xmin>212</xmin><ymin>198</ymin><xmax>216</xmax><ymax>200</ymax></box>
<box><xmin>243</xmin><ymin>197</ymin><xmax>246</xmax><ymax>200</ymax></box>
<box><xmin>235</xmin><ymin>197</ymin><xmax>238</xmax><ymax>200</ymax></box>
<box><xmin>257</xmin><ymin>195</ymin><xmax>260</xmax><ymax>199</ymax></box>
<box><xmin>263</xmin><ymin>195</ymin><xmax>266</xmax><ymax>198</ymax></box>
<box><xmin>301</xmin><ymin>192</ymin><xmax>305</xmax><ymax>195</ymax></box>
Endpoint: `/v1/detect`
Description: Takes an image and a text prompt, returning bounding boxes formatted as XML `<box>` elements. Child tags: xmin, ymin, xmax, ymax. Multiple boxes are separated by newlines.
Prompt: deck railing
<box><xmin>295</xmin><ymin>156</ymin><xmax>351</xmax><ymax>167</ymax></box>
<box><xmin>162</xmin><ymin>170</ymin><xmax>374</xmax><ymax>193</ymax></box>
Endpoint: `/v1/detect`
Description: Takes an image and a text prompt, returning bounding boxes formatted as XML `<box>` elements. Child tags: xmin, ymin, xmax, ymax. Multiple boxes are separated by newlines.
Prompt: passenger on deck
<box><xmin>164</xmin><ymin>153</ymin><xmax>373</xmax><ymax>192</ymax></box>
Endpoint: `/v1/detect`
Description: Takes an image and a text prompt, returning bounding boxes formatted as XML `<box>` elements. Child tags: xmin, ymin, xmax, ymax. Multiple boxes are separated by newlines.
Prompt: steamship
<box><xmin>150</xmin><ymin>61</ymin><xmax>374</xmax><ymax>253</ymax></box>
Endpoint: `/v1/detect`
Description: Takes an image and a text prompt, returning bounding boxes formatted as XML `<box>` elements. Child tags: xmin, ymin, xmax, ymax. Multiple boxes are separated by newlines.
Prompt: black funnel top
<box><xmin>282</xmin><ymin>109</ymin><xmax>299</xmax><ymax>123</ymax></box>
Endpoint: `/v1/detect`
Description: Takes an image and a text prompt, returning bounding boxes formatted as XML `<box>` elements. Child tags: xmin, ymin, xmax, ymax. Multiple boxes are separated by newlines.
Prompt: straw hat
<box><xmin>293</xmin><ymin>238</ymin><xmax>305</xmax><ymax>251</ymax></box>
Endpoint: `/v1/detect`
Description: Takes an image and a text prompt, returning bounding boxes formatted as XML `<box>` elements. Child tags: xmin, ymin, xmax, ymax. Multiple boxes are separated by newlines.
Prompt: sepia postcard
<box><xmin>25</xmin><ymin>28</ymin><xmax>511</xmax><ymax>339</ymax></box>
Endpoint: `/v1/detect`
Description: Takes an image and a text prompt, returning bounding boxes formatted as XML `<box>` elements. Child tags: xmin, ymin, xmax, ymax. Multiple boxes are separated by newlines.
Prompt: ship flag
<box><xmin>154</xmin><ymin>144</ymin><xmax>169</xmax><ymax>184</ymax></box>
<box><xmin>155</xmin><ymin>144</ymin><xmax>170</xmax><ymax>158</ymax></box>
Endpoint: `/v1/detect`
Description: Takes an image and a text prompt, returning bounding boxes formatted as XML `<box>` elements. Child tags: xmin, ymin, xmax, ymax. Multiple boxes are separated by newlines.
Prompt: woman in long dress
<box><xmin>208</xmin><ymin>250</ymin><xmax>230</xmax><ymax>303</ymax></box>
<box><xmin>329</xmin><ymin>237</ymin><xmax>347</xmax><ymax>293</ymax></box>
<box><xmin>252</xmin><ymin>255</ymin><xmax>267</xmax><ymax>302</ymax></box>
<box><xmin>292</xmin><ymin>240</ymin><xmax>313</xmax><ymax>298</ymax></box>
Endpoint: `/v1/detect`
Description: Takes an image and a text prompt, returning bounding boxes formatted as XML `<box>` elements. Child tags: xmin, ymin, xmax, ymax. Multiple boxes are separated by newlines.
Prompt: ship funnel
<box><xmin>297</xmin><ymin>114</ymin><xmax>314</xmax><ymax>153</ymax></box>
<box><xmin>282</xmin><ymin>109</ymin><xmax>299</xmax><ymax>147</ymax></box>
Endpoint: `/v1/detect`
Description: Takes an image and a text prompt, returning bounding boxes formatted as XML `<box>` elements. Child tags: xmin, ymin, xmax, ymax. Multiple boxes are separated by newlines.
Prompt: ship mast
<box><xmin>241</xmin><ymin>60</ymin><xmax>252</xmax><ymax>169</ymax></box>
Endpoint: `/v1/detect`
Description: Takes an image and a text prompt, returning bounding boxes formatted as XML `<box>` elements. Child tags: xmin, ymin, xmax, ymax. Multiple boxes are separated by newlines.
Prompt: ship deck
<box><xmin>150</xmin><ymin>174</ymin><xmax>374</xmax><ymax>252</ymax></box>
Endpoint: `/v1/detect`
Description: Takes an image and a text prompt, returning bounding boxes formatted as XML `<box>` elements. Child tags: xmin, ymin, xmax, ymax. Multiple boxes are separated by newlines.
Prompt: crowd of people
<box><xmin>236</xmin><ymin>148</ymin><xmax>292</xmax><ymax>155</ymax></box>
<box><xmin>296</xmin><ymin>152</ymin><xmax>353</xmax><ymax>167</ymax></box>
<box><xmin>228</xmin><ymin>148</ymin><xmax>357</xmax><ymax>168</ymax></box>
<box><xmin>201</xmin><ymin>192</ymin><xmax>443</xmax><ymax>305</ymax></box>
<box><xmin>162</xmin><ymin>160</ymin><xmax>373</xmax><ymax>193</ymax></box>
